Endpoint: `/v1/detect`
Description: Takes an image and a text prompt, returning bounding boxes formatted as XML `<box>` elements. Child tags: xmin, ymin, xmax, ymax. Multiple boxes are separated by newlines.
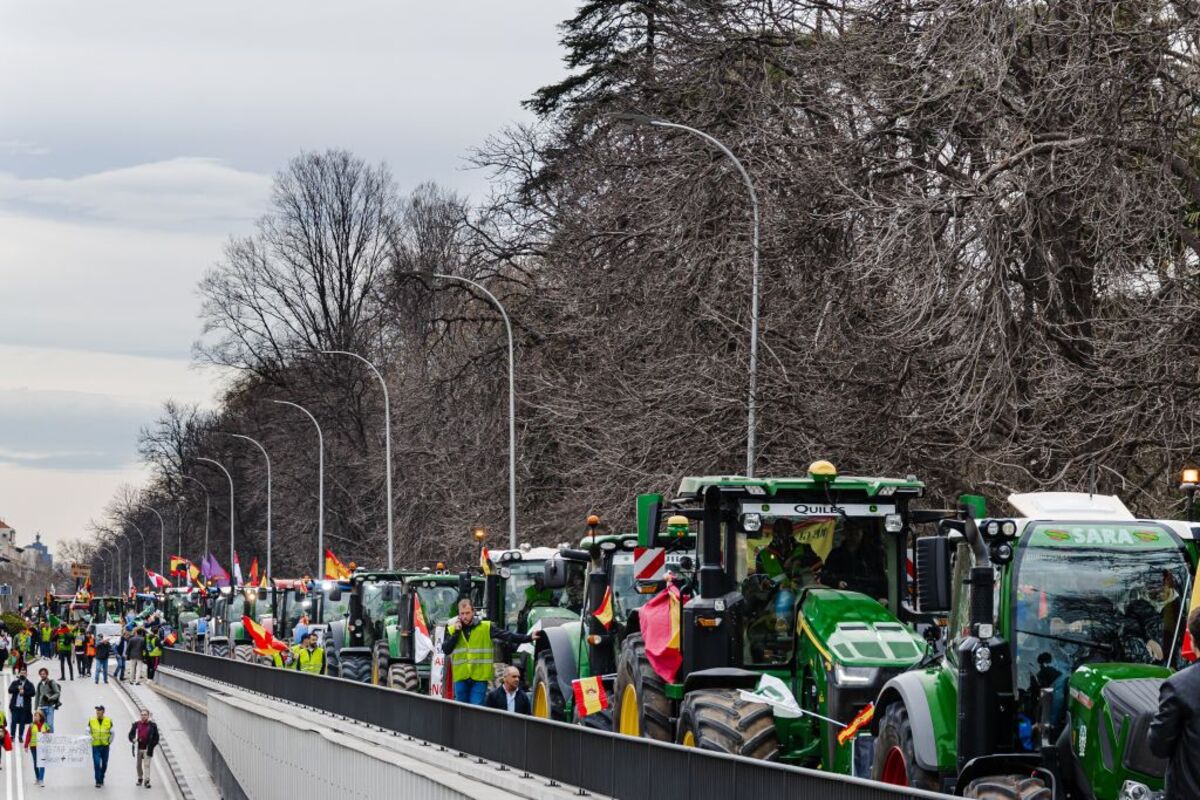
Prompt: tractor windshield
<box><xmin>1012</xmin><ymin>523</ymin><xmax>1190</xmax><ymax>747</ymax></box>
<box><xmin>739</xmin><ymin>515</ymin><xmax>889</xmax><ymax>665</ymax></box>
<box><xmin>361</xmin><ymin>582</ymin><xmax>401</xmax><ymax>629</ymax></box>
<box><xmin>416</xmin><ymin>585</ymin><xmax>465</xmax><ymax>627</ymax></box>
<box><xmin>319</xmin><ymin>590</ymin><xmax>350</xmax><ymax>624</ymax></box>
<box><xmin>504</xmin><ymin>560</ymin><xmax>587</xmax><ymax>630</ymax></box>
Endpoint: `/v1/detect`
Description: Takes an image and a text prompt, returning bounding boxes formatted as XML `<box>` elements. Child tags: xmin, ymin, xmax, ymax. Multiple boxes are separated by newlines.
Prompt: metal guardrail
<box><xmin>164</xmin><ymin>648</ymin><xmax>946</xmax><ymax>800</ymax></box>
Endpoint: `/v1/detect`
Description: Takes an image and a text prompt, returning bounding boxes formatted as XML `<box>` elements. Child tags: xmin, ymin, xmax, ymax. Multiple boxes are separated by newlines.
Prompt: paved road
<box><xmin>2</xmin><ymin>655</ymin><xmax>175</xmax><ymax>798</ymax></box>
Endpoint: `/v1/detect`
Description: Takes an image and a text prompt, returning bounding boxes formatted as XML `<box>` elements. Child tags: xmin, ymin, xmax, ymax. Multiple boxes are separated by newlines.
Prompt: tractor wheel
<box><xmin>254</xmin><ymin>653</ymin><xmax>276</xmax><ymax>667</ymax></box>
<box><xmin>387</xmin><ymin>663</ymin><xmax>420</xmax><ymax>692</ymax></box>
<box><xmin>531</xmin><ymin>652</ymin><xmax>566</xmax><ymax>721</ymax></box>
<box><xmin>324</xmin><ymin>645</ymin><xmax>340</xmax><ymax>677</ymax></box>
<box><xmin>371</xmin><ymin>642</ymin><xmax>390</xmax><ymax>686</ymax></box>
<box><xmin>964</xmin><ymin>776</ymin><xmax>1052</xmax><ymax>800</ymax></box>
<box><xmin>675</xmin><ymin>688</ymin><xmax>779</xmax><ymax>760</ymax></box>
<box><xmin>234</xmin><ymin>644</ymin><xmax>255</xmax><ymax>662</ymax></box>
<box><xmin>871</xmin><ymin>702</ymin><xmax>940</xmax><ymax>791</ymax></box>
<box><xmin>339</xmin><ymin>652</ymin><xmax>372</xmax><ymax>683</ymax></box>
<box><xmin>209</xmin><ymin>638</ymin><xmax>230</xmax><ymax>659</ymax></box>
<box><xmin>613</xmin><ymin>634</ymin><xmax>672</xmax><ymax>741</ymax></box>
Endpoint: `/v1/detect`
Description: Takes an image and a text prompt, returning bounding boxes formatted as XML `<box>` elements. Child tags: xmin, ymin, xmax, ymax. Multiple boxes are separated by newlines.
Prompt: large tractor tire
<box><xmin>964</xmin><ymin>776</ymin><xmax>1052</xmax><ymax>800</ymax></box>
<box><xmin>338</xmin><ymin>651</ymin><xmax>372</xmax><ymax>683</ymax></box>
<box><xmin>581</xmin><ymin>708</ymin><xmax>613</xmax><ymax>732</ymax></box>
<box><xmin>371</xmin><ymin>642</ymin><xmax>390</xmax><ymax>686</ymax></box>
<box><xmin>675</xmin><ymin>688</ymin><xmax>779</xmax><ymax>760</ymax></box>
<box><xmin>531</xmin><ymin>652</ymin><xmax>566</xmax><ymax>721</ymax></box>
<box><xmin>613</xmin><ymin>634</ymin><xmax>672</xmax><ymax>741</ymax></box>
<box><xmin>871</xmin><ymin>702</ymin><xmax>940</xmax><ymax>791</ymax></box>
<box><xmin>208</xmin><ymin>638</ymin><xmax>230</xmax><ymax>659</ymax></box>
<box><xmin>234</xmin><ymin>644</ymin><xmax>255</xmax><ymax>662</ymax></box>
<box><xmin>324</xmin><ymin>645</ymin><xmax>340</xmax><ymax>677</ymax></box>
<box><xmin>387</xmin><ymin>662</ymin><xmax>420</xmax><ymax>692</ymax></box>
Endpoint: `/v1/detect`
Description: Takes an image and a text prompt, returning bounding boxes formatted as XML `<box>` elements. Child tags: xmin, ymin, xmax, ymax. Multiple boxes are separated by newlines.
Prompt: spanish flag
<box><xmin>479</xmin><ymin>547</ymin><xmax>493</xmax><ymax>577</ymax></box>
<box><xmin>593</xmin><ymin>585</ymin><xmax>614</xmax><ymax>630</ymax></box>
<box><xmin>572</xmin><ymin>676</ymin><xmax>609</xmax><ymax>717</ymax></box>
<box><xmin>1182</xmin><ymin>577</ymin><xmax>1200</xmax><ymax>661</ymax></box>
<box><xmin>169</xmin><ymin>556</ymin><xmax>188</xmax><ymax>577</ymax></box>
<box><xmin>249</xmin><ymin>558</ymin><xmax>259</xmax><ymax>587</ymax></box>
<box><xmin>188</xmin><ymin>562</ymin><xmax>204</xmax><ymax>589</ymax></box>
<box><xmin>242</xmin><ymin>615</ymin><xmax>289</xmax><ymax>655</ymax></box>
<box><xmin>324</xmin><ymin>549</ymin><xmax>351</xmax><ymax>580</ymax></box>
<box><xmin>837</xmin><ymin>703</ymin><xmax>875</xmax><ymax>746</ymax></box>
<box><xmin>259</xmin><ymin>572</ymin><xmax>269</xmax><ymax>590</ymax></box>
<box><xmin>640</xmin><ymin>581</ymin><xmax>682</xmax><ymax>682</ymax></box>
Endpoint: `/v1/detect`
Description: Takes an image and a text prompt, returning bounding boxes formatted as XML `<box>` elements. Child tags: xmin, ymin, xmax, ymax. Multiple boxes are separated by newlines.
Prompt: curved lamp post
<box><xmin>614</xmin><ymin>113</ymin><xmax>762</xmax><ymax>477</ymax></box>
<box><xmin>272</xmin><ymin>400</ymin><xmax>324</xmax><ymax>576</ymax></box>
<box><xmin>431</xmin><ymin>273</ymin><xmax>518</xmax><ymax>550</ymax></box>
<box><xmin>125</xmin><ymin>520</ymin><xmax>148</xmax><ymax>579</ymax></box>
<box><xmin>322</xmin><ymin>349</ymin><xmax>394</xmax><ymax>569</ymax></box>
<box><xmin>146</xmin><ymin>506</ymin><xmax>166</xmax><ymax>576</ymax></box>
<box><xmin>196</xmin><ymin>457</ymin><xmax>236</xmax><ymax>578</ymax></box>
<box><xmin>224</xmin><ymin>432</ymin><xmax>273</xmax><ymax>581</ymax></box>
<box><xmin>183</xmin><ymin>475</ymin><xmax>211</xmax><ymax>558</ymax></box>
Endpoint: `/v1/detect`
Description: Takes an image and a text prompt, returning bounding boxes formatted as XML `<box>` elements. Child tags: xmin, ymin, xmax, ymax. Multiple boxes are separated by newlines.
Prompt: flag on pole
<box><xmin>145</xmin><ymin>569</ymin><xmax>170</xmax><ymax>590</ymax></box>
<box><xmin>207</xmin><ymin>554</ymin><xmax>231</xmax><ymax>588</ymax></box>
<box><xmin>187</xmin><ymin>562</ymin><xmax>203</xmax><ymax>589</ymax></box>
<box><xmin>572</xmin><ymin>676</ymin><xmax>609</xmax><ymax>717</ymax></box>
<box><xmin>249</xmin><ymin>558</ymin><xmax>259</xmax><ymax>587</ymax></box>
<box><xmin>479</xmin><ymin>547</ymin><xmax>493</xmax><ymax>577</ymax></box>
<box><xmin>259</xmin><ymin>572</ymin><xmax>268</xmax><ymax>590</ymax></box>
<box><xmin>169</xmin><ymin>556</ymin><xmax>189</xmax><ymax>577</ymax></box>
<box><xmin>233</xmin><ymin>552</ymin><xmax>244</xmax><ymax>586</ymax></box>
<box><xmin>837</xmin><ymin>703</ymin><xmax>876</xmax><ymax>746</ymax></box>
<box><xmin>639</xmin><ymin>580</ymin><xmax>682</xmax><ymax>682</ymax></box>
<box><xmin>242</xmin><ymin>615</ymin><xmax>289</xmax><ymax>657</ymax></box>
<box><xmin>413</xmin><ymin>594</ymin><xmax>433</xmax><ymax>663</ymax></box>
<box><xmin>593</xmin><ymin>585</ymin><xmax>614</xmax><ymax>630</ymax></box>
<box><xmin>324</xmin><ymin>549</ymin><xmax>350</xmax><ymax>580</ymax></box>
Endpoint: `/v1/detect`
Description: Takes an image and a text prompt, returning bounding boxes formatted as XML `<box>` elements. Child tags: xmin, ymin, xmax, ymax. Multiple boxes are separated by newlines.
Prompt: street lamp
<box><xmin>196</xmin><ymin>457</ymin><xmax>236</xmax><ymax>581</ymax></box>
<box><xmin>146</xmin><ymin>506</ymin><xmax>166</xmax><ymax>577</ymax></box>
<box><xmin>125</xmin><ymin>520</ymin><xmax>148</xmax><ymax>578</ymax></box>
<box><xmin>1181</xmin><ymin>467</ymin><xmax>1199</xmax><ymax>521</ymax></box>
<box><xmin>224</xmin><ymin>432</ymin><xmax>273</xmax><ymax>582</ymax></box>
<box><xmin>429</xmin><ymin>273</ymin><xmax>518</xmax><ymax>550</ymax></box>
<box><xmin>183</xmin><ymin>475</ymin><xmax>211</xmax><ymax>558</ymax></box>
<box><xmin>94</xmin><ymin>550</ymin><xmax>107</xmax><ymax>595</ymax></box>
<box><xmin>322</xmin><ymin>349</ymin><xmax>394</xmax><ymax>570</ymax></box>
<box><xmin>272</xmin><ymin>400</ymin><xmax>324</xmax><ymax>576</ymax></box>
<box><xmin>613</xmin><ymin>113</ymin><xmax>762</xmax><ymax>477</ymax></box>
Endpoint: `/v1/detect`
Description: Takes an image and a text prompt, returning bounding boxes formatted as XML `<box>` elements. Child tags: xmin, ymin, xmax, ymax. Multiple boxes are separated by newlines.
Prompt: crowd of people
<box><xmin>0</xmin><ymin>608</ymin><xmax>167</xmax><ymax>788</ymax></box>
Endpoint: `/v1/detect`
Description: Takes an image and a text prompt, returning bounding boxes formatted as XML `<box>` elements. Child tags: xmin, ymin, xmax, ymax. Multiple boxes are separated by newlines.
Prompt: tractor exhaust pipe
<box><xmin>956</xmin><ymin>514</ymin><xmax>1002</xmax><ymax>772</ymax></box>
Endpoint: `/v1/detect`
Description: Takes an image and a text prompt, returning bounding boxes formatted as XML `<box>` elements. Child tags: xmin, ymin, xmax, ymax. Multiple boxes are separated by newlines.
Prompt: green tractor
<box><xmin>873</xmin><ymin>491</ymin><xmax>1197</xmax><ymax>799</ymax></box>
<box><xmin>206</xmin><ymin>584</ymin><xmax>274</xmax><ymax>661</ymax></box>
<box><xmin>332</xmin><ymin>569</ymin><xmax>482</xmax><ymax>687</ymax></box>
<box><xmin>530</xmin><ymin>519</ymin><xmax>696</xmax><ymax>729</ymax></box>
<box><xmin>613</xmin><ymin>463</ymin><xmax>939</xmax><ymax>775</ymax></box>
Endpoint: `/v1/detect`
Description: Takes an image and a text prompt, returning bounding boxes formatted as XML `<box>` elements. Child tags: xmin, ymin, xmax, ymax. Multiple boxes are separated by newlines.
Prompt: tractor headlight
<box><xmin>884</xmin><ymin>513</ymin><xmax>903</xmax><ymax>533</ymax></box>
<box><xmin>833</xmin><ymin>665</ymin><xmax>878</xmax><ymax>687</ymax></box>
<box><xmin>1001</xmin><ymin>520</ymin><xmax>1017</xmax><ymax>538</ymax></box>
<box><xmin>973</xmin><ymin>644</ymin><xmax>992</xmax><ymax>673</ymax></box>
<box><xmin>741</xmin><ymin>513</ymin><xmax>763</xmax><ymax>533</ymax></box>
<box><xmin>984</xmin><ymin>520</ymin><xmax>1000</xmax><ymax>537</ymax></box>
<box><xmin>1119</xmin><ymin>780</ymin><xmax>1159</xmax><ymax>800</ymax></box>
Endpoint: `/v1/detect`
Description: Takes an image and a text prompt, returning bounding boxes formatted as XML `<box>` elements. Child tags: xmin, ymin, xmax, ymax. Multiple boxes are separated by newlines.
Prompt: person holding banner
<box><xmin>24</xmin><ymin>709</ymin><xmax>49</xmax><ymax>786</ymax></box>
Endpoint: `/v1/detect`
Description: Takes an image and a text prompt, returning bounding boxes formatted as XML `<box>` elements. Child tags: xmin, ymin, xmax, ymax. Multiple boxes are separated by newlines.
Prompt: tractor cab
<box><xmin>207</xmin><ymin>585</ymin><xmax>273</xmax><ymax>660</ymax></box>
<box><xmin>875</xmin><ymin>490</ymin><xmax>1198</xmax><ymax>798</ymax></box>
<box><xmin>88</xmin><ymin>596</ymin><xmax>124</xmax><ymax>625</ymax></box>
<box><xmin>486</xmin><ymin>546</ymin><xmax>583</xmax><ymax>635</ymax></box>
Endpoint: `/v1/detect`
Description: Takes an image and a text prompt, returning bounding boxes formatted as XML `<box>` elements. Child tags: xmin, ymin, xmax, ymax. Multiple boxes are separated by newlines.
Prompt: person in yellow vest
<box><xmin>87</xmin><ymin>704</ymin><xmax>114</xmax><ymax>787</ymax></box>
<box><xmin>25</xmin><ymin>709</ymin><xmax>49</xmax><ymax>787</ymax></box>
<box><xmin>441</xmin><ymin>598</ymin><xmax>538</xmax><ymax>705</ymax></box>
<box><xmin>144</xmin><ymin>629</ymin><xmax>163</xmax><ymax>680</ymax></box>
<box><xmin>291</xmin><ymin>631</ymin><xmax>324</xmax><ymax>674</ymax></box>
<box><xmin>38</xmin><ymin>623</ymin><xmax>53</xmax><ymax>661</ymax></box>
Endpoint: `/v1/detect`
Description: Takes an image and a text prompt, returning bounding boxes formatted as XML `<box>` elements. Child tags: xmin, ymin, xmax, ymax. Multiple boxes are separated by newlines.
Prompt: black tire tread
<box><xmin>234</xmin><ymin>644</ymin><xmax>255</xmax><ymax>662</ymax></box>
<box><xmin>209</xmin><ymin>639</ymin><xmax>230</xmax><ymax>659</ymax></box>
<box><xmin>387</xmin><ymin>663</ymin><xmax>420</xmax><ymax>692</ymax></box>
<box><xmin>870</xmin><ymin>702</ymin><xmax>940</xmax><ymax>790</ymax></box>
<box><xmin>677</xmin><ymin>688</ymin><xmax>779</xmax><ymax>760</ymax></box>
<box><xmin>964</xmin><ymin>776</ymin><xmax>1052</xmax><ymax>800</ymax></box>
<box><xmin>614</xmin><ymin>633</ymin><xmax>672</xmax><ymax>741</ymax></box>
<box><xmin>371</xmin><ymin>641</ymin><xmax>390</xmax><ymax>686</ymax></box>
<box><xmin>339</xmin><ymin>652</ymin><xmax>372</xmax><ymax>683</ymax></box>
<box><xmin>533</xmin><ymin>652</ymin><xmax>566</xmax><ymax>721</ymax></box>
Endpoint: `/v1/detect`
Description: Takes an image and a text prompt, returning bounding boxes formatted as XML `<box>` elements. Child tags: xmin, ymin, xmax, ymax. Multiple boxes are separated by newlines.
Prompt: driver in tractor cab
<box><xmin>755</xmin><ymin>519</ymin><xmax>823</xmax><ymax>588</ymax></box>
<box><xmin>822</xmin><ymin>521</ymin><xmax>887</xmax><ymax>600</ymax></box>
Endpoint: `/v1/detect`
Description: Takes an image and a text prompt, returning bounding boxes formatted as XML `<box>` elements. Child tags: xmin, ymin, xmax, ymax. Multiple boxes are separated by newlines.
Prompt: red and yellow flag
<box><xmin>640</xmin><ymin>581</ymin><xmax>682</xmax><ymax>682</ymax></box>
<box><xmin>572</xmin><ymin>676</ymin><xmax>609</xmax><ymax>717</ymax></box>
<box><xmin>324</xmin><ymin>549</ymin><xmax>350</xmax><ymax>580</ymax></box>
<box><xmin>479</xmin><ymin>547</ymin><xmax>493</xmax><ymax>577</ymax></box>
<box><xmin>249</xmin><ymin>558</ymin><xmax>259</xmax><ymax>587</ymax></box>
<box><xmin>837</xmin><ymin>703</ymin><xmax>875</xmax><ymax>746</ymax></box>
<box><xmin>169</xmin><ymin>556</ymin><xmax>188</xmax><ymax>577</ymax></box>
<box><xmin>1182</xmin><ymin>579</ymin><xmax>1200</xmax><ymax>661</ymax></box>
<box><xmin>593</xmin><ymin>585</ymin><xmax>614</xmax><ymax>630</ymax></box>
<box><xmin>259</xmin><ymin>572</ymin><xmax>269</xmax><ymax>589</ymax></box>
<box><xmin>242</xmin><ymin>615</ymin><xmax>288</xmax><ymax>654</ymax></box>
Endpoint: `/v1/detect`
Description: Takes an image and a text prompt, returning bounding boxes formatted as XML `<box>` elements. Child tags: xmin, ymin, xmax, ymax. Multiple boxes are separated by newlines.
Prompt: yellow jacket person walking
<box><xmin>292</xmin><ymin>632</ymin><xmax>324</xmax><ymax>674</ymax></box>
<box><xmin>88</xmin><ymin>704</ymin><xmax>114</xmax><ymax>787</ymax></box>
<box><xmin>441</xmin><ymin>599</ymin><xmax>536</xmax><ymax>705</ymax></box>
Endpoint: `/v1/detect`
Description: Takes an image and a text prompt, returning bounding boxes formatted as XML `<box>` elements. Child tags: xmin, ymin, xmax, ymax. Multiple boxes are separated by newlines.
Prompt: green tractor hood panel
<box><xmin>800</xmin><ymin>589</ymin><xmax>925</xmax><ymax>666</ymax></box>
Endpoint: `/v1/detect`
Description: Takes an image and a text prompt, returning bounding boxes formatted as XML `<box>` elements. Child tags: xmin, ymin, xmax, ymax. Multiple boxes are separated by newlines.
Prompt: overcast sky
<box><xmin>0</xmin><ymin>1</ymin><xmax>567</xmax><ymax>555</ymax></box>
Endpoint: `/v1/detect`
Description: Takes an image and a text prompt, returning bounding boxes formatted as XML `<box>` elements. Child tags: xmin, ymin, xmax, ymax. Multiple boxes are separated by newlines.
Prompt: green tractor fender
<box><xmin>681</xmin><ymin>668</ymin><xmax>761</xmax><ymax>693</ymax></box>
<box><xmin>873</xmin><ymin>667</ymin><xmax>957</xmax><ymax>774</ymax></box>
<box><xmin>384</xmin><ymin>618</ymin><xmax>402</xmax><ymax>660</ymax></box>
<box><xmin>536</xmin><ymin>623</ymin><xmax>580</xmax><ymax>693</ymax></box>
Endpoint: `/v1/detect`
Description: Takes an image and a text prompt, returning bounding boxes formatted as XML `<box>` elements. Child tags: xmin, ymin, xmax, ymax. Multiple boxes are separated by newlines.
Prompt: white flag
<box><xmin>233</xmin><ymin>553</ymin><xmax>244</xmax><ymax>586</ymax></box>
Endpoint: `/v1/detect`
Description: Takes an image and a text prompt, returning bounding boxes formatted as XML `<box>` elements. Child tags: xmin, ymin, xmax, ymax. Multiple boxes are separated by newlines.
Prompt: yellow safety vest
<box><xmin>29</xmin><ymin>722</ymin><xmax>48</xmax><ymax>748</ymax></box>
<box><xmin>294</xmin><ymin>646</ymin><xmax>324</xmax><ymax>674</ymax></box>
<box><xmin>88</xmin><ymin>717</ymin><xmax>113</xmax><ymax>747</ymax></box>
<box><xmin>146</xmin><ymin>635</ymin><xmax>162</xmax><ymax>658</ymax></box>
<box><xmin>448</xmin><ymin>621</ymin><xmax>494</xmax><ymax>682</ymax></box>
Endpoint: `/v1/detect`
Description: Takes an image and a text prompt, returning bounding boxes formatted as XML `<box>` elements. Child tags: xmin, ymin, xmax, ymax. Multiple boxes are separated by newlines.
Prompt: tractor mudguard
<box><xmin>681</xmin><ymin>668</ymin><xmax>761</xmax><ymax>694</ymax></box>
<box><xmin>539</xmin><ymin>625</ymin><xmax>578</xmax><ymax>701</ymax></box>
<box><xmin>874</xmin><ymin>670</ymin><xmax>949</xmax><ymax>773</ymax></box>
<box><xmin>326</xmin><ymin>620</ymin><xmax>345</xmax><ymax>655</ymax></box>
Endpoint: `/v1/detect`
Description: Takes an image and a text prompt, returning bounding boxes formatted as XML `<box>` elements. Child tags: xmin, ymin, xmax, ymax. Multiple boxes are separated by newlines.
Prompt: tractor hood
<box><xmin>1067</xmin><ymin>663</ymin><xmax>1170</xmax><ymax>799</ymax></box>
<box><xmin>798</xmin><ymin>589</ymin><xmax>925</xmax><ymax>666</ymax></box>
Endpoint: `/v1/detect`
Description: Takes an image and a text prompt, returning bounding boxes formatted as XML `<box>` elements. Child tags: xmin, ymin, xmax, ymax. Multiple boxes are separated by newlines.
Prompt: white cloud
<box><xmin>0</xmin><ymin>158</ymin><xmax>270</xmax><ymax>230</ymax></box>
<box><xmin>0</xmin><ymin>140</ymin><xmax>49</xmax><ymax>157</ymax></box>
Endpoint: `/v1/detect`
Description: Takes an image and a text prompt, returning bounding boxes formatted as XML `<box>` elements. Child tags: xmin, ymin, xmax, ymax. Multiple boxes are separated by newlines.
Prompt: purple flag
<box><xmin>199</xmin><ymin>553</ymin><xmax>214</xmax><ymax>579</ymax></box>
<box><xmin>208</xmin><ymin>553</ymin><xmax>231</xmax><ymax>588</ymax></box>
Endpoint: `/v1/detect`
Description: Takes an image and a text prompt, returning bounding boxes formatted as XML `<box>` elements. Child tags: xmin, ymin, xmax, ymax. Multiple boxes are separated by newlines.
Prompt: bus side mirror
<box><xmin>915</xmin><ymin>536</ymin><xmax>952</xmax><ymax>613</ymax></box>
<box><xmin>543</xmin><ymin>558</ymin><xmax>569</xmax><ymax>590</ymax></box>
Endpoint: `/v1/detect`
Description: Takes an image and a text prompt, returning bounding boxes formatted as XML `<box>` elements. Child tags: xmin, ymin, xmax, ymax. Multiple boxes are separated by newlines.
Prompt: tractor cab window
<box><xmin>610</xmin><ymin>552</ymin><xmax>649</xmax><ymax>619</ymax></box>
<box><xmin>228</xmin><ymin>594</ymin><xmax>246</xmax><ymax>619</ymax></box>
<box><xmin>505</xmin><ymin>560</ymin><xmax>588</xmax><ymax>630</ymax></box>
<box><xmin>416</xmin><ymin>585</ymin><xmax>464</xmax><ymax>627</ymax></box>
<box><xmin>821</xmin><ymin>520</ymin><xmax>888</xmax><ymax>600</ymax></box>
<box><xmin>285</xmin><ymin>592</ymin><xmax>313</xmax><ymax>629</ymax></box>
<box><xmin>320</xmin><ymin>591</ymin><xmax>349</xmax><ymax>624</ymax></box>
<box><xmin>1011</xmin><ymin>528</ymin><xmax>1189</xmax><ymax>747</ymax></box>
<box><xmin>361</xmin><ymin>583</ymin><xmax>400</xmax><ymax>627</ymax></box>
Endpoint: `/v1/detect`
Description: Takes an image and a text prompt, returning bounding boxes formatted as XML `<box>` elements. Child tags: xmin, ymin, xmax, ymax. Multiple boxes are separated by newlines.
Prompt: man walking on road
<box><xmin>127</xmin><ymin>628</ymin><xmax>145</xmax><ymax>685</ymax></box>
<box><xmin>54</xmin><ymin>623</ymin><xmax>72</xmax><ymax>680</ymax></box>
<box><xmin>1149</xmin><ymin>607</ymin><xmax>1200</xmax><ymax>798</ymax></box>
<box><xmin>94</xmin><ymin>636</ymin><xmax>111</xmax><ymax>684</ymax></box>
<box><xmin>128</xmin><ymin>708</ymin><xmax>160</xmax><ymax>788</ymax></box>
<box><xmin>88</xmin><ymin>703</ymin><xmax>114</xmax><ymax>787</ymax></box>
<box><xmin>34</xmin><ymin>668</ymin><xmax>60</xmax><ymax>729</ymax></box>
<box><xmin>8</xmin><ymin>668</ymin><xmax>34</xmax><ymax>744</ymax></box>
